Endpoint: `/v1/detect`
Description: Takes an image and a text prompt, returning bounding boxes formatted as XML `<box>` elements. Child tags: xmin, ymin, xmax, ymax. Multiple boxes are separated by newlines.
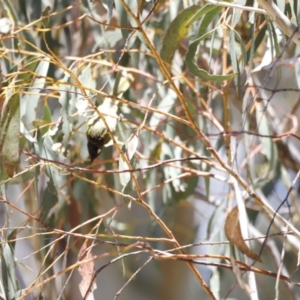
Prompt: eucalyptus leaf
<box><xmin>149</xmin><ymin>88</ymin><xmax>177</xmax><ymax>129</ymax></box>
<box><xmin>0</xmin><ymin>93</ymin><xmax>20</xmax><ymax>177</ymax></box>
<box><xmin>58</xmin><ymin>72</ymin><xmax>73</xmax><ymax>155</ymax></box>
<box><xmin>185</xmin><ymin>31</ymin><xmax>236</xmax><ymax>81</ymax></box>
<box><xmin>231</xmin><ymin>0</ymin><xmax>246</xmax><ymax>27</ymax></box>
<box><xmin>1</xmin><ymin>238</ymin><xmax>21</xmax><ymax>299</ymax></box>
<box><xmin>253</xmin><ymin>104</ymin><xmax>278</xmax><ymax>187</ymax></box>
<box><xmin>102</xmin><ymin>0</ymin><xmax>115</xmax><ymax>25</ymax></box>
<box><xmin>119</xmin><ymin>134</ymin><xmax>138</xmax><ymax>192</ymax></box>
<box><xmin>21</xmin><ymin>58</ymin><xmax>50</xmax><ymax>131</ymax></box>
<box><xmin>198</xmin><ymin>6</ymin><xmax>222</xmax><ymax>38</ymax></box>
<box><xmin>114</xmin><ymin>0</ymin><xmax>132</xmax><ymax>40</ymax></box>
<box><xmin>160</xmin><ymin>4</ymin><xmax>216</xmax><ymax>65</ymax></box>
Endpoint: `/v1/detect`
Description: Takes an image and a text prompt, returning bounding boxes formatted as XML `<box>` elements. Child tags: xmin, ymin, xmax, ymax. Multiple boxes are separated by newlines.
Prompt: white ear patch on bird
<box><xmin>86</xmin><ymin>103</ymin><xmax>118</xmax><ymax>163</ymax></box>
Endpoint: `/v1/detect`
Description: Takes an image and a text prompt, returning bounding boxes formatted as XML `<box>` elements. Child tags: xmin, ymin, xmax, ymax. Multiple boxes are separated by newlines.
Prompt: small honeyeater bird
<box><xmin>85</xmin><ymin>71</ymin><xmax>133</xmax><ymax>163</ymax></box>
<box><xmin>86</xmin><ymin>100</ymin><xmax>118</xmax><ymax>162</ymax></box>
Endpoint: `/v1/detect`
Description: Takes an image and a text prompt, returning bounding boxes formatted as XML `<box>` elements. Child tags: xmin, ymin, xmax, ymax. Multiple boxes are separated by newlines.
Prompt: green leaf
<box><xmin>228</xmin><ymin>30</ymin><xmax>240</xmax><ymax>88</ymax></box>
<box><xmin>21</xmin><ymin>58</ymin><xmax>50</xmax><ymax>131</ymax></box>
<box><xmin>102</xmin><ymin>0</ymin><xmax>115</xmax><ymax>25</ymax></box>
<box><xmin>4</xmin><ymin>170</ymin><xmax>35</xmax><ymax>184</ymax></box>
<box><xmin>160</xmin><ymin>4</ymin><xmax>217</xmax><ymax>65</ymax></box>
<box><xmin>37</xmin><ymin>133</ymin><xmax>67</xmax><ymax>223</ymax></box>
<box><xmin>268</xmin><ymin>21</ymin><xmax>280</xmax><ymax>57</ymax></box>
<box><xmin>58</xmin><ymin>72</ymin><xmax>73</xmax><ymax>155</ymax></box>
<box><xmin>40</xmin><ymin>134</ymin><xmax>62</xmax><ymax>194</ymax></box>
<box><xmin>119</xmin><ymin>134</ymin><xmax>138</xmax><ymax>192</ymax></box>
<box><xmin>114</xmin><ymin>0</ymin><xmax>138</xmax><ymax>41</ymax></box>
<box><xmin>0</xmin><ymin>93</ymin><xmax>20</xmax><ymax>177</ymax></box>
<box><xmin>39</xmin><ymin>180</ymin><xmax>58</xmax><ymax>224</ymax></box>
<box><xmin>207</xmin><ymin>200</ymin><xmax>226</xmax><ymax>240</ymax></box>
<box><xmin>43</xmin><ymin>102</ymin><xmax>52</xmax><ymax>123</ymax></box>
<box><xmin>231</xmin><ymin>0</ymin><xmax>246</xmax><ymax>27</ymax></box>
<box><xmin>149</xmin><ymin>88</ymin><xmax>177</xmax><ymax>129</ymax></box>
<box><xmin>1</xmin><ymin>238</ymin><xmax>21</xmax><ymax>299</ymax></box>
<box><xmin>248</xmin><ymin>17</ymin><xmax>267</xmax><ymax>63</ymax></box>
<box><xmin>253</xmin><ymin>104</ymin><xmax>278</xmax><ymax>187</ymax></box>
<box><xmin>1</xmin><ymin>0</ymin><xmax>36</xmax><ymax>51</ymax></box>
<box><xmin>172</xmin><ymin>174</ymin><xmax>198</xmax><ymax>201</ymax></box>
<box><xmin>229</xmin><ymin>29</ymin><xmax>247</xmax><ymax>75</ymax></box>
<box><xmin>198</xmin><ymin>6</ymin><xmax>222</xmax><ymax>38</ymax></box>
<box><xmin>112</xmin><ymin>71</ymin><xmax>134</xmax><ymax>97</ymax></box>
<box><xmin>78</xmin><ymin>64</ymin><xmax>95</xmax><ymax>93</ymax></box>
<box><xmin>41</xmin><ymin>6</ymin><xmax>51</xmax><ymax>28</ymax></box>
<box><xmin>17</xmin><ymin>57</ymin><xmax>39</xmax><ymax>82</ymax></box>
<box><xmin>185</xmin><ymin>31</ymin><xmax>236</xmax><ymax>81</ymax></box>
<box><xmin>32</xmin><ymin>101</ymin><xmax>52</xmax><ymax>136</ymax></box>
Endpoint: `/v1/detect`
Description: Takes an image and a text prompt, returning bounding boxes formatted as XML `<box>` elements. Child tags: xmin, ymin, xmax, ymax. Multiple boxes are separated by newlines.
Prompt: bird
<box><xmin>85</xmin><ymin>71</ymin><xmax>133</xmax><ymax>162</ymax></box>
<box><xmin>86</xmin><ymin>101</ymin><xmax>118</xmax><ymax>163</ymax></box>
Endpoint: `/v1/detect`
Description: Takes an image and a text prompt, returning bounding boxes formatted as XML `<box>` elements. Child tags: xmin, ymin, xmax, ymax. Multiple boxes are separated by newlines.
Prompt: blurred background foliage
<box><xmin>1</xmin><ymin>0</ymin><xmax>300</xmax><ymax>299</ymax></box>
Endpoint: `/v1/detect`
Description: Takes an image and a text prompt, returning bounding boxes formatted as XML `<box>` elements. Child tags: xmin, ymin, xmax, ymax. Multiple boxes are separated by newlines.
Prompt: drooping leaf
<box><xmin>58</xmin><ymin>72</ymin><xmax>73</xmax><ymax>155</ymax></box>
<box><xmin>229</xmin><ymin>29</ymin><xmax>247</xmax><ymax>74</ymax></box>
<box><xmin>36</xmin><ymin>133</ymin><xmax>64</xmax><ymax>222</ymax></box>
<box><xmin>119</xmin><ymin>134</ymin><xmax>139</xmax><ymax>192</ymax></box>
<box><xmin>228</xmin><ymin>29</ymin><xmax>243</xmax><ymax>90</ymax></box>
<box><xmin>112</xmin><ymin>71</ymin><xmax>134</xmax><ymax>97</ymax></box>
<box><xmin>160</xmin><ymin>4</ymin><xmax>217</xmax><ymax>65</ymax></box>
<box><xmin>78</xmin><ymin>241</ymin><xmax>97</xmax><ymax>299</ymax></box>
<box><xmin>172</xmin><ymin>174</ymin><xmax>198</xmax><ymax>202</ymax></box>
<box><xmin>17</xmin><ymin>57</ymin><xmax>39</xmax><ymax>82</ymax></box>
<box><xmin>0</xmin><ymin>93</ymin><xmax>20</xmax><ymax>177</ymax></box>
<box><xmin>21</xmin><ymin>58</ymin><xmax>50</xmax><ymax>131</ymax></box>
<box><xmin>207</xmin><ymin>200</ymin><xmax>226</xmax><ymax>240</ymax></box>
<box><xmin>1</xmin><ymin>238</ymin><xmax>22</xmax><ymax>299</ymax></box>
<box><xmin>231</xmin><ymin>0</ymin><xmax>246</xmax><ymax>27</ymax></box>
<box><xmin>225</xmin><ymin>206</ymin><xmax>262</xmax><ymax>262</ymax></box>
<box><xmin>268</xmin><ymin>21</ymin><xmax>280</xmax><ymax>57</ymax></box>
<box><xmin>198</xmin><ymin>6</ymin><xmax>222</xmax><ymax>38</ymax></box>
<box><xmin>149</xmin><ymin>88</ymin><xmax>177</xmax><ymax>129</ymax></box>
<box><xmin>2</xmin><ymin>0</ymin><xmax>36</xmax><ymax>50</ymax></box>
<box><xmin>114</xmin><ymin>0</ymin><xmax>138</xmax><ymax>41</ymax></box>
<box><xmin>75</xmin><ymin>64</ymin><xmax>94</xmax><ymax>116</ymax></box>
<box><xmin>102</xmin><ymin>0</ymin><xmax>115</xmax><ymax>25</ymax></box>
<box><xmin>41</xmin><ymin>6</ymin><xmax>51</xmax><ymax>28</ymax></box>
<box><xmin>253</xmin><ymin>103</ymin><xmax>278</xmax><ymax>187</ymax></box>
<box><xmin>185</xmin><ymin>31</ymin><xmax>236</xmax><ymax>81</ymax></box>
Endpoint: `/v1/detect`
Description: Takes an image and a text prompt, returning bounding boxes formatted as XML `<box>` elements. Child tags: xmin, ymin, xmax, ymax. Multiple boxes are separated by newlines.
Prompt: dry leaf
<box><xmin>225</xmin><ymin>206</ymin><xmax>262</xmax><ymax>262</ymax></box>
<box><xmin>78</xmin><ymin>241</ymin><xmax>97</xmax><ymax>300</ymax></box>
